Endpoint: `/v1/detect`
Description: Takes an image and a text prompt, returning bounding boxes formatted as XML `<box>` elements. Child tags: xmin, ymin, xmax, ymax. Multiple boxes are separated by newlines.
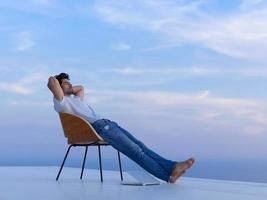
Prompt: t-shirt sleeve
<box><xmin>53</xmin><ymin>97</ymin><xmax>65</xmax><ymax>112</ymax></box>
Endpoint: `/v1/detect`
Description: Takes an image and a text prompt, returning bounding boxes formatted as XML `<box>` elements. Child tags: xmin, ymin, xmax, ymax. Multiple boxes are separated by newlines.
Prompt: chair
<box><xmin>56</xmin><ymin>112</ymin><xmax>123</xmax><ymax>182</ymax></box>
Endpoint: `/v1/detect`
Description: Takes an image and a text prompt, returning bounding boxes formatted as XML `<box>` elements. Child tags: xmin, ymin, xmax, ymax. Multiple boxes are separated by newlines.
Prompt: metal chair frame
<box><xmin>56</xmin><ymin>142</ymin><xmax>123</xmax><ymax>182</ymax></box>
<box><xmin>56</xmin><ymin>112</ymin><xmax>123</xmax><ymax>182</ymax></box>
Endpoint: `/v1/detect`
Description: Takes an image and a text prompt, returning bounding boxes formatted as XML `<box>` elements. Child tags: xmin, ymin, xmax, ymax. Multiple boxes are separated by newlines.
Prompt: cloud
<box><xmin>111</xmin><ymin>42</ymin><xmax>131</xmax><ymax>51</ymax></box>
<box><xmin>8</xmin><ymin>100</ymin><xmax>51</xmax><ymax>107</ymax></box>
<box><xmin>87</xmin><ymin>89</ymin><xmax>258</xmax><ymax>109</ymax></box>
<box><xmin>86</xmin><ymin>89</ymin><xmax>267</xmax><ymax>135</ymax></box>
<box><xmin>240</xmin><ymin>0</ymin><xmax>264</xmax><ymax>9</ymax></box>
<box><xmin>0</xmin><ymin>82</ymin><xmax>32</xmax><ymax>94</ymax></box>
<box><xmin>15</xmin><ymin>32</ymin><xmax>35</xmax><ymax>51</ymax></box>
<box><xmin>196</xmin><ymin>90</ymin><xmax>210</xmax><ymax>100</ymax></box>
<box><xmin>17</xmin><ymin>71</ymin><xmax>48</xmax><ymax>85</ymax></box>
<box><xmin>104</xmin><ymin>66</ymin><xmax>267</xmax><ymax>78</ymax></box>
<box><xmin>237</xmin><ymin>67</ymin><xmax>267</xmax><ymax>77</ymax></box>
<box><xmin>0</xmin><ymin>70</ymin><xmax>48</xmax><ymax>95</ymax></box>
<box><xmin>106</xmin><ymin>67</ymin><xmax>219</xmax><ymax>76</ymax></box>
<box><xmin>100</xmin><ymin>67</ymin><xmax>215</xmax><ymax>86</ymax></box>
<box><xmin>94</xmin><ymin>0</ymin><xmax>267</xmax><ymax>60</ymax></box>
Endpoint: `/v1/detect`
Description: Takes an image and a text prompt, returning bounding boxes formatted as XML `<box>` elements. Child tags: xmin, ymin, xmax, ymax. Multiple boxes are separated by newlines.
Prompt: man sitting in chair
<box><xmin>47</xmin><ymin>72</ymin><xmax>195</xmax><ymax>184</ymax></box>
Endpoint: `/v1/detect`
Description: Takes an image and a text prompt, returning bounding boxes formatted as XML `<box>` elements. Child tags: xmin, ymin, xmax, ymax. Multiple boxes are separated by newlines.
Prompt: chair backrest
<box><xmin>58</xmin><ymin>112</ymin><xmax>104</xmax><ymax>144</ymax></box>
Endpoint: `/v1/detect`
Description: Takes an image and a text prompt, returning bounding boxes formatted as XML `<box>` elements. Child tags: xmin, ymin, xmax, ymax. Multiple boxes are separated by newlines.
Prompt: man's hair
<box><xmin>55</xmin><ymin>72</ymin><xmax>70</xmax><ymax>85</ymax></box>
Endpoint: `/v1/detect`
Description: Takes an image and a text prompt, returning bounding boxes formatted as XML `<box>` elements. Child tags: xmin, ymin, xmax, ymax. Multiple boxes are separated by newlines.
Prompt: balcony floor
<box><xmin>0</xmin><ymin>166</ymin><xmax>266</xmax><ymax>200</ymax></box>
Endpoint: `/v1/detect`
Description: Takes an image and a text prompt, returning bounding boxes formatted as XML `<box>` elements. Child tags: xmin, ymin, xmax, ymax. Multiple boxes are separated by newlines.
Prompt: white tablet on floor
<box><xmin>121</xmin><ymin>170</ymin><xmax>161</xmax><ymax>186</ymax></box>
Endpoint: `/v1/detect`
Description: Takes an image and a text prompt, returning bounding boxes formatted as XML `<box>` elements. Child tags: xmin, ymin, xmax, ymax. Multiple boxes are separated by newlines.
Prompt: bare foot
<box><xmin>168</xmin><ymin>157</ymin><xmax>195</xmax><ymax>184</ymax></box>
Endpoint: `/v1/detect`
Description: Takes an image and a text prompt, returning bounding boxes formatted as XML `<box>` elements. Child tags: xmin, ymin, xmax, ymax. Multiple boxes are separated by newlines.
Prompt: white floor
<box><xmin>0</xmin><ymin>166</ymin><xmax>267</xmax><ymax>200</ymax></box>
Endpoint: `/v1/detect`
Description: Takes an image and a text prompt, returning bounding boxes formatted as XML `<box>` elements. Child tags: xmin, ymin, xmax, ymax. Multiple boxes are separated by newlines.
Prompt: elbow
<box><xmin>47</xmin><ymin>77</ymin><xmax>55</xmax><ymax>89</ymax></box>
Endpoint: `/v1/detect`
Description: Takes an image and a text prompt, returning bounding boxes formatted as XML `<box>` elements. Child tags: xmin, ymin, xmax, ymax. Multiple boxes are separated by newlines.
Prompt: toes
<box><xmin>187</xmin><ymin>157</ymin><xmax>195</xmax><ymax>167</ymax></box>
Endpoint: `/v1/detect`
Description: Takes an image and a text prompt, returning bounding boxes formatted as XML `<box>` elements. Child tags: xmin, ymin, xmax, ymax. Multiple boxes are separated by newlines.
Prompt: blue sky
<box><xmin>0</xmin><ymin>0</ymin><xmax>267</xmax><ymax>172</ymax></box>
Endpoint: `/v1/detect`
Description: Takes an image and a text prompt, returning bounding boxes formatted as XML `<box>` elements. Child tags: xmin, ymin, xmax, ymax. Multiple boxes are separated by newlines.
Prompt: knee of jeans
<box><xmin>130</xmin><ymin>145</ymin><xmax>144</xmax><ymax>158</ymax></box>
<box><xmin>136</xmin><ymin>140</ymin><xmax>145</xmax><ymax>147</ymax></box>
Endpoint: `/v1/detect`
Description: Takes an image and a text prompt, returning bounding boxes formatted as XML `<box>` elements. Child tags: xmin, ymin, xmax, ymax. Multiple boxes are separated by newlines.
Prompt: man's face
<box><xmin>61</xmin><ymin>78</ymin><xmax>73</xmax><ymax>95</ymax></box>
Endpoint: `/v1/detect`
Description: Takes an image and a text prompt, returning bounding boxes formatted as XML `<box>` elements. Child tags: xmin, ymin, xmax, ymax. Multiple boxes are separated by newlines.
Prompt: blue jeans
<box><xmin>92</xmin><ymin>119</ymin><xmax>177</xmax><ymax>182</ymax></box>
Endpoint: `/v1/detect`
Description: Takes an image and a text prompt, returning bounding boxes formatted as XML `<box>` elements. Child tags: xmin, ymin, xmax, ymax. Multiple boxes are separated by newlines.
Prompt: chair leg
<box><xmin>98</xmin><ymin>145</ymin><xmax>103</xmax><ymax>182</ymax></box>
<box><xmin>117</xmin><ymin>151</ymin><xmax>123</xmax><ymax>181</ymax></box>
<box><xmin>56</xmin><ymin>145</ymin><xmax>73</xmax><ymax>181</ymax></box>
<box><xmin>80</xmin><ymin>146</ymin><xmax>88</xmax><ymax>180</ymax></box>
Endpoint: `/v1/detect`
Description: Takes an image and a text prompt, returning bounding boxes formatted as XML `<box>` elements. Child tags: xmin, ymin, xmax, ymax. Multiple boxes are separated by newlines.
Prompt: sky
<box><xmin>0</xmin><ymin>0</ymin><xmax>267</xmax><ymax>180</ymax></box>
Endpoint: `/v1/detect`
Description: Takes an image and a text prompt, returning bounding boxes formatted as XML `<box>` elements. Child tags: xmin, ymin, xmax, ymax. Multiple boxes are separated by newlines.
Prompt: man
<box><xmin>47</xmin><ymin>72</ymin><xmax>195</xmax><ymax>183</ymax></box>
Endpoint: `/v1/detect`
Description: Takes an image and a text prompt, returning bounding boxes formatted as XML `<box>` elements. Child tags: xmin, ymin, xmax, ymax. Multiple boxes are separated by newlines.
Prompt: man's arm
<box><xmin>72</xmin><ymin>85</ymin><xmax>84</xmax><ymax>101</ymax></box>
<box><xmin>47</xmin><ymin>76</ymin><xmax>64</xmax><ymax>101</ymax></box>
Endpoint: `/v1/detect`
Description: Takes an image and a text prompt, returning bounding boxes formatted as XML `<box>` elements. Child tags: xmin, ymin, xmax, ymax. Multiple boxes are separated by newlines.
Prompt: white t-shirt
<box><xmin>53</xmin><ymin>95</ymin><xmax>104</xmax><ymax>124</ymax></box>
